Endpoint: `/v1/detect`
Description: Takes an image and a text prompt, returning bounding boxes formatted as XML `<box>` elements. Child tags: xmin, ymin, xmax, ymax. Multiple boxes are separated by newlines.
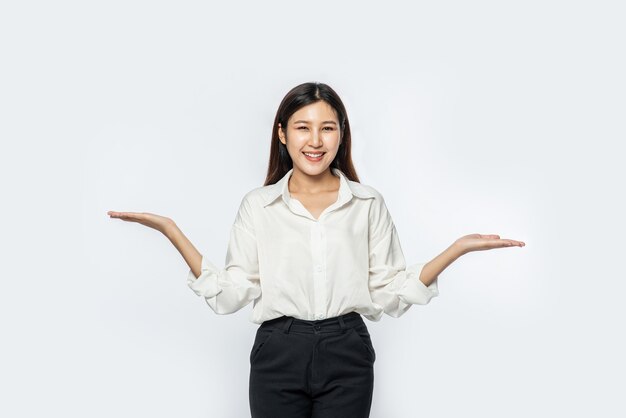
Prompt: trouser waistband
<box><xmin>260</xmin><ymin>311</ymin><xmax>363</xmax><ymax>334</ymax></box>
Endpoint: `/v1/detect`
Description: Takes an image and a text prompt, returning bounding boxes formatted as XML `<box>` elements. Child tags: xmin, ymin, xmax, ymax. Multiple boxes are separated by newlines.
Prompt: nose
<box><xmin>310</xmin><ymin>130</ymin><xmax>322</xmax><ymax>146</ymax></box>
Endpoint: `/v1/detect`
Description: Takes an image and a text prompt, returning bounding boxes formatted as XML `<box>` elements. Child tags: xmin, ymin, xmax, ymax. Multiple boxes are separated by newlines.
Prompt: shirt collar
<box><xmin>262</xmin><ymin>167</ymin><xmax>375</xmax><ymax>208</ymax></box>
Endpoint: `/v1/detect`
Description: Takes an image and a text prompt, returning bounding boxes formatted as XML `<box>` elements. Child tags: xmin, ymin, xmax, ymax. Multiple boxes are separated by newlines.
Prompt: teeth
<box><xmin>304</xmin><ymin>152</ymin><xmax>324</xmax><ymax>157</ymax></box>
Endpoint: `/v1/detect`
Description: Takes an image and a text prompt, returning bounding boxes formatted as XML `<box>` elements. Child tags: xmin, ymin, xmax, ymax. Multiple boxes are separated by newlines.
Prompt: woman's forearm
<box><xmin>418</xmin><ymin>242</ymin><xmax>464</xmax><ymax>287</ymax></box>
<box><xmin>165</xmin><ymin>223</ymin><xmax>203</xmax><ymax>279</ymax></box>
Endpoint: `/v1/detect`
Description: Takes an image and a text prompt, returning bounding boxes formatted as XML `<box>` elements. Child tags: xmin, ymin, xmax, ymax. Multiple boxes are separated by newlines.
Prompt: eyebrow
<box><xmin>293</xmin><ymin>120</ymin><xmax>337</xmax><ymax>125</ymax></box>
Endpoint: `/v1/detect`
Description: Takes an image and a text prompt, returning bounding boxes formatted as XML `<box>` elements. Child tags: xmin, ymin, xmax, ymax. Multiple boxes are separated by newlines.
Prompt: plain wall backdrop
<box><xmin>1</xmin><ymin>0</ymin><xmax>624</xmax><ymax>417</ymax></box>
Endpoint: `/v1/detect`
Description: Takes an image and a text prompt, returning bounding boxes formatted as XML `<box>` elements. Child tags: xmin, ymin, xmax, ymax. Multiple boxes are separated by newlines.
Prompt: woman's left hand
<box><xmin>454</xmin><ymin>234</ymin><xmax>525</xmax><ymax>256</ymax></box>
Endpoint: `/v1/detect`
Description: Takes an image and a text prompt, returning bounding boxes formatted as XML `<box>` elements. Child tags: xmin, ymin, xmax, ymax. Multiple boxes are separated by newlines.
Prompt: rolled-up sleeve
<box><xmin>368</xmin><ymin>194</ymin><xmax>439</xmax><ymax>318</ymax></box>
<box><xmin>187</xmin><ymin>196</ymin><xmax>261</xmax><ymax>315</ymax></box>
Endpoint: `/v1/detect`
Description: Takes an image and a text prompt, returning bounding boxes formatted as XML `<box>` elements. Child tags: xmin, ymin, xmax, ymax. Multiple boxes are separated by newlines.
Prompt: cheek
<box><xmin>287</xmin><ymin>134</ymin><xmax>309</xmax><ymax>148</ymax></box>
<box><xmin>290</xmin><ymin>132</ymin><xmax>308</xmax><ymax>141</ymax></box>
<box><xmin>327</xmin><ymin>137</ymin><xmax>341</xmax><ymax>149</ymax></box>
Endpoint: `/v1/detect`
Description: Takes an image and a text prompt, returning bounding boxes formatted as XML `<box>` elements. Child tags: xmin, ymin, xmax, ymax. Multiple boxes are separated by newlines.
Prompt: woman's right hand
<box><xmin>108</xmin><ymin>211</ymin><xmax>200</xmax><ymax>277</ymax></box>
<box><xmin>107</xmin><ymin>211</ymin><xmax>176</xmax><ymax>236</ymax></box>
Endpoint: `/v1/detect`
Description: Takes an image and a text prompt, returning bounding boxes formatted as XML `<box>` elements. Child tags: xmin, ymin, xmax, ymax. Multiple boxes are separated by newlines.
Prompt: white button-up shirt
<box><xmin>187</xmin><ymin>167</ymin><xmax>439</xmax><ymax>324</ymax></box>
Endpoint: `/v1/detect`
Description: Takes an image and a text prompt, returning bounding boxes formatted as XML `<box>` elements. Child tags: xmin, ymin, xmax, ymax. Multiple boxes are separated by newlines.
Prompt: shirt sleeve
<box><xmin>368</xmin><ymin>193</ymin><xmax>439</xmax><ymax>318</ymax></box>
<box><xmin>186</xmin><ymin>195</ymin><xmax>261</xmax><ymax>315</ymax></box>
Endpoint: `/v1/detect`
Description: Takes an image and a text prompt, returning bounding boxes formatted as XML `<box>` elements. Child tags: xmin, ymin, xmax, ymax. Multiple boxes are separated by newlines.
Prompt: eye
<box><xmin>297</xmin><ymin>126</ymin><xmax>308</xmax><ymax>130</ymax></box>
<box><xmin>323</xmin><ymin>127</ymin><xmax>334</xmax><ymax>131</ymax></box>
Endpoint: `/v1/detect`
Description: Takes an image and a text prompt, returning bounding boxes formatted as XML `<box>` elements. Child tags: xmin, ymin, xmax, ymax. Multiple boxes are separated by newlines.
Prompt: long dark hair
<box><xmin>263</xmin><ymin>82</ymin><xmax>362</xmax><ymax>186</ymax></box>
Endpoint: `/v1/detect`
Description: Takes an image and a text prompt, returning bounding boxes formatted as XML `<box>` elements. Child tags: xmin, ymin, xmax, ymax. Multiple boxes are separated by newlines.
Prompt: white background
<box><xmin>1</xmin><ymin>1</ymin><xmax>624</xmax><ymax>417</ymax></box>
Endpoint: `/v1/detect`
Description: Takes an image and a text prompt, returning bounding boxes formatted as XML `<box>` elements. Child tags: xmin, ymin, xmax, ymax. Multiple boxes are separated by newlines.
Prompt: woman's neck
<box><xmin>288</xmin><ymin>167</ymin><xmax>339</xmax><ymax>195</ymax></box>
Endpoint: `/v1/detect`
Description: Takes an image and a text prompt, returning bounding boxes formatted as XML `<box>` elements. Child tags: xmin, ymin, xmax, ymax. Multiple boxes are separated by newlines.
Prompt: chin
<box><xmin>295</xmin><ymin>162</ymin><xmax>330</xmax><ymax>175</ymax></box>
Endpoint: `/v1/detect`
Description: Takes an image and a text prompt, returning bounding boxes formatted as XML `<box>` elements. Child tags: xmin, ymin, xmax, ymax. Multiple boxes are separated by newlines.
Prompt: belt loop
<box><xmin>282</xmin><ymin>317</ymin><xmax>294</xmax><ymax>334</ymax></box>
<box><xmin>338</xmin><ymin>315</ymin><xmax>347</xmax><ymax>333</ymax></box>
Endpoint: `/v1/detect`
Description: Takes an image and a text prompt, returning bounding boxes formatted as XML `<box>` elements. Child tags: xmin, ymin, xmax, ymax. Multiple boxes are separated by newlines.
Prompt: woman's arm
<box><xmin>107</xmin><ymin>211</ymin><xmax>202</xmax><ymax>278</ymax></box>
<box><xmin>417</xmin><ymin>243</ymin><xmax>461</xmax><ymax>287</ymax></box>
<box><xmin>164</xmin><ymin>223</ymin><xmax>202</xmax><ymax>279</ymax></box>
<box><xmin>109</xmin><ymin>202</ymin><xmax>262</xmax><ymax>315</ymax></box>
<box><xmin>418</xmin><ymin>234</ymin><xmax>526</xmax><ymax>287</ymax></box>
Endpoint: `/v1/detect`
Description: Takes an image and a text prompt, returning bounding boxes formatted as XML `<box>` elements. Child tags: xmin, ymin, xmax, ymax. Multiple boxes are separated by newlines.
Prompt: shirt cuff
<box><xmin>394</xmin><ymin>262</ymin><xmax>440</xmax><ymax>307</ymax></box>
<box><xmin>187</xmin><ymin>256</ymin><xmax>223</xmax><ymax>298</ymax></box>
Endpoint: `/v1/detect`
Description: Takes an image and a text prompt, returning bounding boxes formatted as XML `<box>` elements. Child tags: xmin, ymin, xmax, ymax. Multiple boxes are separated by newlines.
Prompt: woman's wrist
<box><xmin>450</xmin><ymin>240</ymin><xmax>467</xmax><ymax>258</ymax></box>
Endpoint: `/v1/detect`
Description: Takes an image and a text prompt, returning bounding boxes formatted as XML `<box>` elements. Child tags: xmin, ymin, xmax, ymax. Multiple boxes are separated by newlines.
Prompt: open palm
<box><xmin>455</xmin><ymin>234</ymin><xmax>525</xmax><ymax>255</ymax></box>
<box><xmin>107</xmin><ymin>211</ymin><xmax>174</xmax><ymax>235</ymax></box>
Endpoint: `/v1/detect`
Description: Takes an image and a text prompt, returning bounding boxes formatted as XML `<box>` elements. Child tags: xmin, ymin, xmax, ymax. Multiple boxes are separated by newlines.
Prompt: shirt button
<box><xmin>314</xmin><ymin>265</ymin><xmax>323</xmax><ymax>272</ymax></box>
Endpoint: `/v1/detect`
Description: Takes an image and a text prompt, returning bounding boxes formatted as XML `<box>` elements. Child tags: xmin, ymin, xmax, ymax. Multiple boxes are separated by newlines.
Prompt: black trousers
<box><xmin>249</xmin><ymin>311</ymin><xmax>376</xmax><ymax>418</ymax></box>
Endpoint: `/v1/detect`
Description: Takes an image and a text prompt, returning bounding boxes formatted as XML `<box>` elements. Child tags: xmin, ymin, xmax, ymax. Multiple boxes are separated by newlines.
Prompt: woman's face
<box><xmin>278</xmin><ymin>100</ymin><xmax>341</xmax><ymax>177</ymax></box>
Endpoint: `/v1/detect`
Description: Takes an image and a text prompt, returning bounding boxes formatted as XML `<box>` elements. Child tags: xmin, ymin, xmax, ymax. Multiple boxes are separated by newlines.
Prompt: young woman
<box><xmin>108</xmin><ymin>82</ymin><xmax>525</xmax><ymax>418</ymax></box>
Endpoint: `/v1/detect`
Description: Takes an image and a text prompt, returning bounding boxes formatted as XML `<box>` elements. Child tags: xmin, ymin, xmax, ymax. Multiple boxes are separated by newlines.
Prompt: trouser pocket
<box><xmin>250</xmin><ymin>328</ymin><xmax>275</xmax><ymax>364</ymax></box>
<box><xmin>349</xmin><ymin>324</ymin><xmax>376</xmax><ymax>362</ymax></box>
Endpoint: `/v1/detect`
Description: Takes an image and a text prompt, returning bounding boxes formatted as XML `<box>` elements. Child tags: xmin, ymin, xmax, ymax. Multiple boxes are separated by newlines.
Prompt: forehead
<box><xmin>289</xmin><ymin>101</ymin><xmax>338</xmax><ymax>123</ymax></box>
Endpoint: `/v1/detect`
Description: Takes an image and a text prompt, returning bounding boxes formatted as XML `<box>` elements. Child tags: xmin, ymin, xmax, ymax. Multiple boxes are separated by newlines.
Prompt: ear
<box><xmin>278</xmin><ymin>123</ymin><xmax>287</xmax><ymax>145</ymax></box>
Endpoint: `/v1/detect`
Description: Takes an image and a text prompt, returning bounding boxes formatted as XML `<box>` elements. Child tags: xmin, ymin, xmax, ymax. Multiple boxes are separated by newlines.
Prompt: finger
<box><xmin>479</xmin><ymin>234</ymin><xmax>500</xmax><ymax>239</ymax></box>
<box><xmin>109</xmin><ymin>211</ymin><xmax>141</xmax><ymax>221</ymax></box>
<box><xmin>108</xmin><ymin>211</ymin><xmax>129</xmax><ymax>218</ymax></box>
